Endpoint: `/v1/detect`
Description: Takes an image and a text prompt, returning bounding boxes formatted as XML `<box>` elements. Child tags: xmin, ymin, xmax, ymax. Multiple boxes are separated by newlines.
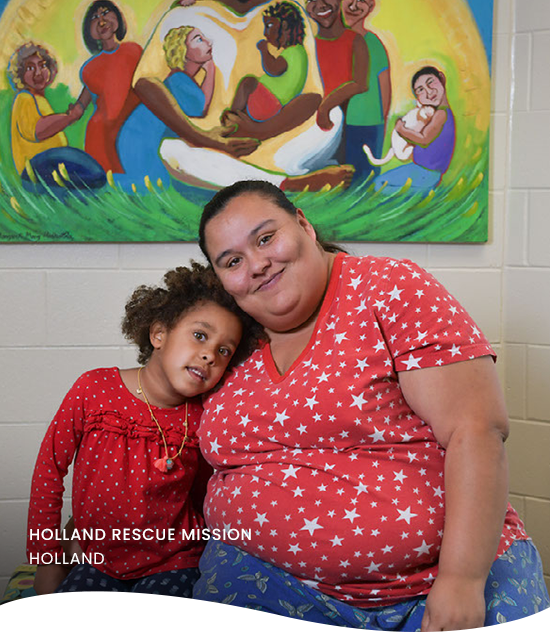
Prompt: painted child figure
<box><xmin>222</xmin><ymin>2</ymin><xmax>308</xmax><ymax>124</ymax></box>
<box><xmin>27</xmin><ymin>263</ymin><xmax>263</xmax><ymax>595</ymax></box>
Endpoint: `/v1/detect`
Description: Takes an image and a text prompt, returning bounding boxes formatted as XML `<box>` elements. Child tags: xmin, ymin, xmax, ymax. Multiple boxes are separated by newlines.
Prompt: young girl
<box><xmin>27</xmin><ymin>262</ymin><xmax>263</xmax><ymax>595</ymax></box>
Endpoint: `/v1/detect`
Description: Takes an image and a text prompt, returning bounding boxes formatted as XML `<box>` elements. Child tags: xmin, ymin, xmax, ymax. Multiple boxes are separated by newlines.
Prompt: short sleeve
<box><xmin>374</xmin><ymin>259</ymin><xmax>495</xmax><ymax>372</ymax></box>
<box><xmin>13</xmin><ymin>92</ymin><xmax>40</xmax><ymax>141</ymax></box>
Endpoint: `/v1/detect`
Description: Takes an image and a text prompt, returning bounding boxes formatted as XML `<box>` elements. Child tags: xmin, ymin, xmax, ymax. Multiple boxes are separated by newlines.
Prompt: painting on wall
<box><xmin>0</xmin><ymin>0</ymin><xmax>494</xmax><ymax>243</ymax></box>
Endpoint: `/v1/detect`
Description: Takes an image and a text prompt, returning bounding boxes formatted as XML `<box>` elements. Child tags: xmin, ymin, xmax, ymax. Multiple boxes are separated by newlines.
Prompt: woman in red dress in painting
<box><xmin>73</xmin><ymin>1</ymin><xmax>142</xmax><ymax>173</ymax></box>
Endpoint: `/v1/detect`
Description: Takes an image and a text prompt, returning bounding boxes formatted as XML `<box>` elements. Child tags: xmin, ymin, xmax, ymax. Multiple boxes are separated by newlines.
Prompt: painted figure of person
<box><xmin>131</xmin><ymin>0</ymin><xmax>354</xmax><ymax>191</ymax></box>
<box><xmin>73</xmin><ymin>1</ymin><xmax>143</xmax><ymax>173</ymax></box>
<box><xmin>305</xmin><ymin>0</ymin><xmax>369</xmax><ymax>132</ymax></box>
<box><xmin>342</xmin><ymin>0</ymin><xmax>391</xmax><ymax>178</ymax></box>
<box><xmin>224</xmin><ymin>2</ymin><xmax>308</xmax><ymax>123</ymax></box>
<box><xmin>373</xmin><ymin>65</ymin><xmax>455</xmax><ymax>194</ymax></box>
<box><xmin>116</xmin><ymin>26</ymin><xmax>215</xmax><ymax>192</ymax></box>
<box><xmin>8</xmin><ymin>42</ymin><xmax>105</xmax><ymax>192</ymax></box>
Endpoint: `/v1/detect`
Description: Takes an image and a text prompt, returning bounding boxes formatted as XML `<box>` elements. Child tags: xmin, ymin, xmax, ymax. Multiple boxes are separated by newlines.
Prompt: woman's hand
<box><xmin>34</xmin><ymin>563</ymin><xmax>70</xmax><ymax>595</ymax></box>
<box><xmin>421</xmin><ymin>574</ymin><xmax>486</xmax><ymax>631</ymax></box>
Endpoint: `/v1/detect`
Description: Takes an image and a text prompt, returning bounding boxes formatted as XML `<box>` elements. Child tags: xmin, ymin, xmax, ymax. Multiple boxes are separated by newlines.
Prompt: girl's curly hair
<box><xmin>7</xmin><ymin>42</ymin><xmax>57</xmax><ymax>92</ymax></box>
<box><xmin>122</xmin><ymin>261</ymin><xmax>265</xmax><ymax>366</ymax></box>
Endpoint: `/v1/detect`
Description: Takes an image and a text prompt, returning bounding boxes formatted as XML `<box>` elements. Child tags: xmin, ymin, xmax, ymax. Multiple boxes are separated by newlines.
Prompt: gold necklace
<box><xmin>137</xmin><ymin>366</ymin><xmax>188</xmax><ymax>473</ymax></box>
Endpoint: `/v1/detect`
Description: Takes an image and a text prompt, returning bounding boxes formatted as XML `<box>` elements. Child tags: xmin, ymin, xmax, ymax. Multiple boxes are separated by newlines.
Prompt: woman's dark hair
<box><xmin>199</xmin><ymin>180</ymin><xmax>346</xmax><ymax>262</ymax></box>
<box><xmin>122</xmin><ymin>261</ymin><xmax>265</xmax><ymax>366</ymax></box>
<box><xmin>264</xmin><ymin>2</ymin><xmax>306</xmax><ymax>47</ymax></box>
<box><xmin>83</xmin><ymin>1</ymin><xmax>126</xmax><ymax>54</ymax></box>
<box><xmin>411</xmin><ymin>65</ymin><xmax>446</xmax><ymax>91</ymax></box>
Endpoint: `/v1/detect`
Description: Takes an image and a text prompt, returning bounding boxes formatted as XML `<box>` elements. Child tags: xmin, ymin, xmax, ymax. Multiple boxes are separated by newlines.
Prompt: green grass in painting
<box><xmin>0</xmin><ymin>88</ymin><xmax>488</xmax><ymax>244</ymax></box>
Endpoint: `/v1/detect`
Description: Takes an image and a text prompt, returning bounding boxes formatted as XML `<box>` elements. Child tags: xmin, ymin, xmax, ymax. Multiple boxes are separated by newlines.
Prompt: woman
<box><xmin>374</xmin><ymin>66</ymin><xmax>454</xmax><ymax>193</ymax></box>
<box><xmin>8</xmin><ymin>42</ymin><xmax>105</xmax><ymax>193</ymax></box>
<box><xmin>115</xmin><ymin>25</ymin><xmax>215</xmax><ymax>192</ymax></box>
<box><xmin>73</xmin><ymin>1</ymin><xmax>142</xmax><ymax>173</ymax></box>
<box><xmin>192</xmin><ymin>180</ymin><xmax>549</xmax><ymax>629</ymax></box>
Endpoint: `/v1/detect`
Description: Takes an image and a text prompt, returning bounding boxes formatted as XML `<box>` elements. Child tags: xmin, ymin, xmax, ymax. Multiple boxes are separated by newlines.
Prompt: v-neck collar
<box><xmin>262</xmin><ymin>252</ymin><xmax>345</xmax><ymax>383</ymax></box>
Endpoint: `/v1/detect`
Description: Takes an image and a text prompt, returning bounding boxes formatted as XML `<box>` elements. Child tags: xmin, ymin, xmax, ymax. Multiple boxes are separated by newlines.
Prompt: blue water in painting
<box><xmin>0</xmin><ymin>0</ymin><xmax>494</xmax><ymax>65</ymax></box>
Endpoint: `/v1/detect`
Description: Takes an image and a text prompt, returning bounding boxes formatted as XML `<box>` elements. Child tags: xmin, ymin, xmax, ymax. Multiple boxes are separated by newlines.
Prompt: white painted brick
<box><xmin>508</xmin><ymin>420</ymin><xmax>550</xmax><ymax>498</ymax></box>
<box><xmin>0</xmin><ymin>425</ymin><xmax>52</xmax><ymax>500</ymax></box>
<box><xmin>494</xmin><ymin>0</ymin><xmax>513</xmax><ymax>34</ymax></box>
<box><xmin>510</xmin><ymin>112</ymin><xmax>550</xmax><ymax>189</ymax></box>
<box><xmin>428</xmin><ymin>269</ymin><xmax>502</xmax><ymax>344</ymax></box>
<box><xmin>119</xmin><ymin>242</ymin><xmax>203</xmax><ymax>269</ymax></box>
<box><xmin>428</xmin><ymin>192</ymin><xmax>504</xmax><ymax>268</ymax></box>
<box><xmin>504</xmin><ymin>268</ymin><xmax>550</xmax><ymax>344</ymax></box>
<box><xmin>0</xmin><ymin>271</ymin><xmax>46</xmax><ymax>346</ymax></box>
<box><xmin>532</xmin><ymin>32</ymin><xmax>550</xmax><ymax>110</ymax></box>
<box><xmin>492</xmin><ymin>33</ymin><xmax>512</xmax><ymax>113</ymax></box>
<box><xmin>511</xmin><ymin>33</ymin><xmax>531</xmax><ymax>111</ymax></box>
<box><xmin>0</xmin><ymin>347</ymin><xmax>123</xmax><ymax>423</ymax></box>
<box><xmin>347</xmin><ymin>243</ymin><xmax>429</xmax><ymax>267</ymax></box>
<box><xmin>527</xmin><ymin>345</ymin><xmax>550</xmax><ymax>422</ymax></box>
<box><xmin>504</xmin><ymin>343</ymin><xmax>527</xmax><ymax>419</ymax></box>
<box><xmin>46</xmin><ymin>270</ymin><xmax>161</xmax><ymax>346</ymax></box>
<box><xmin>0</xmin><ymin>501</ymin><xmax>29</xmax><ymax>577</ymax></box>
<box><xmin>489</xmin><ymin>113</ymin><xmax>508</xmax><ymax>191</ymax></box>
<box><xmin>0</xmin><ymin>243</ymin><xmax>119</xmax><ymax>269</ymax></box>
<box><xmin>528</xmin><ymin>191</ymin><xmax>550</xmax><ymax>267</ymax></box>
<box><xmin>515</xmin><ymin>0</ymin><xmax>550</xmax><ymax>32</ymax></box>
<box><xmin>505</xmin><ymin>191</ymin><xmax>528</xmax><ymax>266</ymax></box>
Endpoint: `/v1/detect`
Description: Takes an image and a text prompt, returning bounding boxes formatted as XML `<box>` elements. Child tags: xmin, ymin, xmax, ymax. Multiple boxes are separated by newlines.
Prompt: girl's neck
<box><xmin>183</xmin><ymin>60</ymin><xmax>202</xmax><ymax>79</ymax></box>
<box><xmin>135</xmin><ymin>363</ymin><xmax>187</xmax><ymax>409</ymax></box>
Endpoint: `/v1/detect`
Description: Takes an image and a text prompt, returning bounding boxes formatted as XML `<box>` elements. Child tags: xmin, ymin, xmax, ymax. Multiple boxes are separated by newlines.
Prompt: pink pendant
<box><xmin>154</xmin><ymin>457</ymin><xmax>169</xmax><ymax>473</ymax></box>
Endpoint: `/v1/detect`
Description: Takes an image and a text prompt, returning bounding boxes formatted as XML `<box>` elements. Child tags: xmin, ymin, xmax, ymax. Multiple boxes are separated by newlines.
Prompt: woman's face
<box><xmin>204</xmin><ymin>193</ymin><xmax>329</xmax><ymax>333</ymax></box>
<box><xmin>22</xmin><ymin>54</ymin><xmax>51</xmax><ymax>95</ymax></box>
<box><xmin>185</xmin><ymin>29</ymin><xmax>213</xmax><ymax>64</ymax></box>
<box><xmin>89</xmin><ymin>5</ymin><xmax>119</xmax><ymax>42</ymax></box>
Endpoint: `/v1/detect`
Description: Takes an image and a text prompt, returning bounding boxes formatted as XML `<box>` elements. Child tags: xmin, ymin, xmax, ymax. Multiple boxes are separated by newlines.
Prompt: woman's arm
<box><xmin>398</xmin><ymin>356</ymin><xmax>509</xmax><ymax>632</ymax></box>
<box><xmin>379</xmin><ymin>67</ymin><xmax>391</xmax><ymax>124</ymax></box>
<box><xmin>316</xmin><ymin>34</ymin><xmax>369</xmax><ymax>130</ymax></box>
<box><xmin>395</xmin><ymin>108</ymin><xmax>446</xmax><ymax>147</ymax></box>
<box><xmin>134</xmin><ymin>77</ymin><xmax>259</xmax><ymax>157</ymax></box>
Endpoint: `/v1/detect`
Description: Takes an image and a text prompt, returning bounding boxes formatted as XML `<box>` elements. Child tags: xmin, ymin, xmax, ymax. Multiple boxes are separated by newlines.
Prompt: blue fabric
<box><xmin>115</xmin><ymin>71</ymin><xmax>205</xmax><ymax>192</ymax></box>
<box><xmin>345</xmin><ymin>123</ymin><xmax>385</xmax><ymax>180</ymax></box>
<box><xmin>373</xmin><ymin>162</ymin><xmax>441</xmax><ymax>194</ymax></box>
<box><xmin>36</xmin><ymin>564</ymin><xmax>199</xmax><ymax>632</ymax></box>
<box><xmin>193</xmin><ymin>539</ymin><xmax>549</xmax><ymax>629</ymax></box>
<box><xmin>21</xmin><ymin>147</ymin><xmax>106</xmax><ymax>193</ymax></box>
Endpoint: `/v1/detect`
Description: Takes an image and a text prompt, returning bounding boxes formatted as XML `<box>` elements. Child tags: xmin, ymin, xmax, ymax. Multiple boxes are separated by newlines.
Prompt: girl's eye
<box><xmin>194</xmin><ymin>331</ymin><xmax>206</xmax><ymax>341</ymax></box>
<box><xmin>227</xmin><ymin>257</ymin><xmax>241</xmax><ymax>268</ymax></box>
<box><xmin>219</xmin><ymin>347</ymin><xmax>231</xmax><ymax>357</ymax></box>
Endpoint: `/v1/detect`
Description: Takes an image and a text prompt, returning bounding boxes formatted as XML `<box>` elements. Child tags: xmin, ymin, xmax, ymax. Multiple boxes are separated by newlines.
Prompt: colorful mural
<box><xmin>0</xmin><ymin>0</ymin><xmax>494</xmax><ymax>243</ymax></box>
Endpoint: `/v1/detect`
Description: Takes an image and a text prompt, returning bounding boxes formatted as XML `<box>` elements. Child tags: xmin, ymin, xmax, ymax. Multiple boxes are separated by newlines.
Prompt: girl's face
<box><xmin>204</xmin><ymin>193</ymin><xmax>330</xmax><ymax>334</ymax></box>
<box><xmin>89</xmin><ymin>5</ymin><xmax>119</xmax><ymax>42</ymax></box>
<box><xmin>341</xmin><ymin>0</ymin><xmax>374</xmax><ymax>29</ymax></box>
<box><xmin>185</xmin><ymin>29</ymin><xmax>213</xmax><ymax>64</ymax></box>
<box><xmin>414</xmin><ymin>73</ymin><xmax>446</xmax><ymax>107</ymax></box>
<box><xmin>263</xmin><ymin>16</ymin><xmax>281</xmax><ymax>47</ymax></box>
<box><xmin>23</xmin><ymin>54</ymin><xmax>51</xmax><ymax>94</ymax></box>
<box><xmin>151</xmin><ymin>301</ymin><xmax>242</xmax><ymax>402</ymax></box>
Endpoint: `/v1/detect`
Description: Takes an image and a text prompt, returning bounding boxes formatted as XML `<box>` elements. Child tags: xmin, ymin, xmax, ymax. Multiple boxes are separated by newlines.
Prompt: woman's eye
<box><xmin>194</xmin><ymin>331</ymin><xmax>206</xmax><ymax>341</ymax></box>
<box><xmin>227</xmin><ymin>257</ymin><xmax>240</xmax><ymax>268</ymax></box>
<box><xmin>259</xmin><ymin>233</ymin><xmax>273</xmax><ymax>246</ymax></box>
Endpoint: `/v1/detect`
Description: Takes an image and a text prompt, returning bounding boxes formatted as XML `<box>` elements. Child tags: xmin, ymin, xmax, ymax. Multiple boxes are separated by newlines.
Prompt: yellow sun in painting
<box><xmin>0</xmin><ymin>0</ymin><xmax>490</xmax><ymax>137</ymax></box>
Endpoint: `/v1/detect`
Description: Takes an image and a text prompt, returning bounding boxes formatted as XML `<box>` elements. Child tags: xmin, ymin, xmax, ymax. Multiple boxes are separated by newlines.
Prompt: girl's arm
<box><xmin>394</xmin><ymin>108</ymin><xmax>446</xmax><ymax>147</ymax></box>
<box><xmin>316</xmin><ymin>34</ymin><xmax>369</xmax><ymax>130</ymax></box>
<box><xmin>257</xmin><ymin>39</ymin><xmax>288</xmax><ymax>77</ymax></box>
<box><xmin>27</xmin><ymin>377</ymin><xmax>87</xmax><ymax>594</ymax></box>
<box><xmin>398</xmin><ymin>356</ymin><xmax>509</xmax><ymax>632</ymax></box>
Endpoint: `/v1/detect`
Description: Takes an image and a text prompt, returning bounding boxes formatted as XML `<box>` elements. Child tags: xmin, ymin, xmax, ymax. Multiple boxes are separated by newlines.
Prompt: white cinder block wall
<box><xmin>0</xmin><ymin>0</ymin><xmax>548</xmax><ymax>596</ymax></box>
